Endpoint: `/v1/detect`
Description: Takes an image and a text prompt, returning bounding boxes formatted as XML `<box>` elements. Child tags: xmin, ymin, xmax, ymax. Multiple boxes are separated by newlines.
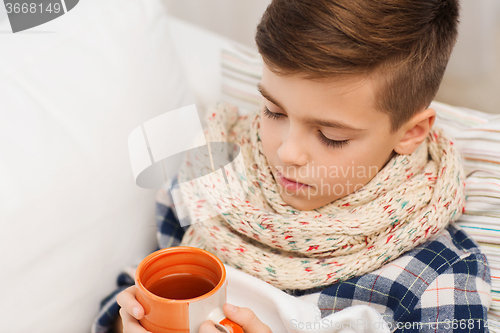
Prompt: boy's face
<box><xmin>258</xmin><ymin>64</ymin><xmax>430</xmax><ymax>211</ymax></box>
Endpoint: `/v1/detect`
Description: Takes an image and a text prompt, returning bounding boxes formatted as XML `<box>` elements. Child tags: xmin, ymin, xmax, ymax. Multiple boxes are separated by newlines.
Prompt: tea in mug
<box><xmin>147</xmin><ymin>273</ymin><xmax>217</xmax><ymax>300</ymax></box>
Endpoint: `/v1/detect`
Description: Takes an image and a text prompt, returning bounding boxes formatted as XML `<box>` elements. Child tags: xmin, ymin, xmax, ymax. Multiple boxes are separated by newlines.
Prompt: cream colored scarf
<box><xmin>177</xmin><ymin>101</ymin><xmax>466</xmax><ymax>290</ymax></box>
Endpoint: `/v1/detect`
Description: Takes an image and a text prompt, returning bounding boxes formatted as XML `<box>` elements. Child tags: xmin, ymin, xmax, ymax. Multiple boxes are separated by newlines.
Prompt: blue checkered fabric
<box><xmin>311</xmin><ymin>227</ymin><xmax>492</xmax><ymax>332</ymax></box>
<box><xmin>91</xmin><ymin>174</ymin><xmax>491</xmax><ymax>333</ymax></box>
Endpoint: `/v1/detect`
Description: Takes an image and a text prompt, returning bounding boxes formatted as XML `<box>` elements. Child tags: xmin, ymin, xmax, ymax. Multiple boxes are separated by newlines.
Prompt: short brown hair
<box><xmin>255</xmin><ymin>0</ymin><xmax>460</xmax><ymax>134</ymax></box>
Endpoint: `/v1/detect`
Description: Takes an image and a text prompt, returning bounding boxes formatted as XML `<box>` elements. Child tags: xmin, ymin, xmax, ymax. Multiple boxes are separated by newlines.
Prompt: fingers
<box><xmin>119</xmin><ymin>307</ymin><xmax>152</xmax><ymax>333</ymax></box>
<box><xmin>116</xmin><ymin>286</ymin><xmax>145</xmax><ymax>320</ymax></box>
<box><xmin>199</xmin><ymin>320</ymin><xmax>224</xmax><ymax>333</ymax></box>
<box><xmin>116</xmin><ymin>288</ymin><xmax>269</xmax><ymax>333</ymax></box>
<box><xmin>223</xmin><ymin>303</ymin><xmax>273</xmax><ymax>333</ymax></box>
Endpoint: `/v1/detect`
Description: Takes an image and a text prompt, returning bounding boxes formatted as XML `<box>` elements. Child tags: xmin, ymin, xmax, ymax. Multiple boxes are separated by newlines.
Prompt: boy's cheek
<box><xmin>259</xmin><ymin>118</ymin><xmax>279</xmax><ymax>158</ymax></box>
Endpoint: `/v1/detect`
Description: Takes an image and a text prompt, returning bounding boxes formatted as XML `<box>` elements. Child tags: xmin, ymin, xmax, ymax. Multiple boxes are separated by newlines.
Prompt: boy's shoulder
<box><xmin>298</xmin><ymin>224</ymin><xmax>491</xmax><ymax>328</ymax></box>
<box><xmin>350</xmin><ymin>223</ymin><xmax>491</xmax><ymax>307</ymax></box>
<box><xmin>394</xmin><ymin>222</ymin><xmax>488</xmax><ymax>276</ymax></box>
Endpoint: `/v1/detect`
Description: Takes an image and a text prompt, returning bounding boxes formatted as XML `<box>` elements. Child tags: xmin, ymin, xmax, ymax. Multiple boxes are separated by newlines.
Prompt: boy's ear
<box><xmin>394</xmin><ymin>108</ymin><xmax>436</xmax><ymax>155</ymax></box>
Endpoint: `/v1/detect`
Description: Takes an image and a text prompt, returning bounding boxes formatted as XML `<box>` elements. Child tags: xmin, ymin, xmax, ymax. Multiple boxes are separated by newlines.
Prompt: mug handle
<box><xmin>207</xmin><ymin>308</ymin><xmax>244</xmax><ymax>333</ymax></box>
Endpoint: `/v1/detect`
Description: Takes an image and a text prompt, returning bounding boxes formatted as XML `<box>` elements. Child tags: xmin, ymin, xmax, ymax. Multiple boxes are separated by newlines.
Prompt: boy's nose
<box><xmin>277</xmin><ymin>131</ymin><xmax>309</xmax><ymax>167</ymax></box>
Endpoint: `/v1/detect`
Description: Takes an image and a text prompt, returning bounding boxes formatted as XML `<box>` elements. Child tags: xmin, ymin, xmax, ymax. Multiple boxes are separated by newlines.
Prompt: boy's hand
<box><xmin>116</xmin><ymin>285</ymin><xmax>152</xmax><ymax>333</ymax></box>
<box><xmin>116</xmin><ymin>287</ymin><xmax>271</xmax><ymax>333</ymax></box>
<box><xmin>199</xmin><ymin>303</ymin><xmax>273</xmax><ymax>333</ymax></box>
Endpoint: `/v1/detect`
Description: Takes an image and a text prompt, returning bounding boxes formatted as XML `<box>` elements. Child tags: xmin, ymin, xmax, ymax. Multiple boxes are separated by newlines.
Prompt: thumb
<box><xmin>223</xmin><ymin>303</ymin><xmax>272</xmax><ymax>333</ymax></box>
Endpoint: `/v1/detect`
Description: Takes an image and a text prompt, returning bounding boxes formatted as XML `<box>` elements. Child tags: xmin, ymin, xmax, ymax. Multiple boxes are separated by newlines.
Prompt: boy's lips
<box><xmin>275</xmin><ymin>170</ymin><xmax>311</xmax><ymax>188</ymax></box>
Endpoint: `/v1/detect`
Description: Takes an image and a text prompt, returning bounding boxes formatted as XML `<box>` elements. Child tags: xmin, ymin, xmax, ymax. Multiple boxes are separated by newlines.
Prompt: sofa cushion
<box><xmin>0</xmin><ymin>1</ymin><xmax>194</xmax><ymax>332</ymax></box>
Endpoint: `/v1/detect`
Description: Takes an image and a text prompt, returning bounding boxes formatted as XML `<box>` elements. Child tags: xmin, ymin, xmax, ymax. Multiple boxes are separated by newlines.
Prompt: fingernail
<box><xmin>226</xmin><ymin>303</ymin><xmax>237</xmax><ymax>313</ymax></box>
<box><xmin>132</xmin><ymin>307</ymin><xmax>140</xmax><ymax>319</ymax></box>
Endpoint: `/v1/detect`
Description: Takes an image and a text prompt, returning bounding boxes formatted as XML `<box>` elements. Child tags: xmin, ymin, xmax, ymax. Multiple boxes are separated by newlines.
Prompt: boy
<box><xmin>94</xmin><ymin>0</ymin><xmax>491</xmax><ymax>332</ymax></box>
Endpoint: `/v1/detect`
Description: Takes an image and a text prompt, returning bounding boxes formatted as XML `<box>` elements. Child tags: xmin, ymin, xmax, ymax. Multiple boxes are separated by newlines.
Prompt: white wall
<box><xmin>164</xmin><ymin>0</ymin><xmax>270</xmax><ymax>48</ymax></box>
<box><xmin>436</xmin><ymin>0</ymin><xmax>500</xmax><ymax>114</ymax></box>
<box><xmin>165</xmin><ymin>0</ymin><xmax>500</xmax><ymax>114</ymax></box>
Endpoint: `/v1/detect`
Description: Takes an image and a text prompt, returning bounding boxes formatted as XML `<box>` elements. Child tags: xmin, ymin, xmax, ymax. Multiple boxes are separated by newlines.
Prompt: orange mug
<box><xmin>135</xmin><ymin>246</ymin><xmax>244</xmax><ymax>333</ymax></box>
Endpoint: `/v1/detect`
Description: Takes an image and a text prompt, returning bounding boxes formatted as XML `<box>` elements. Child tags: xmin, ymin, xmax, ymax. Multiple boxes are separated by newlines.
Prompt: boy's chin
<box><xmin>279</xmin><ymin>191</ymin><xmax>323</xmax><ymax>211</ymax></box>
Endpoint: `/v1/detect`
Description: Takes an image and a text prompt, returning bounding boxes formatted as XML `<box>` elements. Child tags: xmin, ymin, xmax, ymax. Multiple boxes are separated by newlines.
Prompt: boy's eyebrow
<box><xmin>257</xmin><ymin>82</ymin><xmax>367</xmax><ymax>132</ymax></box>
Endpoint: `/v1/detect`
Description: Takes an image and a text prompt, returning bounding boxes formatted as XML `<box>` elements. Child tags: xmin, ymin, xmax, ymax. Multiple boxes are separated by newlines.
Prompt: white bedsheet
<box><xmin>225</xmin><ymin>265</ymin><xmax>389</xmax><ymax>333</ymax></box>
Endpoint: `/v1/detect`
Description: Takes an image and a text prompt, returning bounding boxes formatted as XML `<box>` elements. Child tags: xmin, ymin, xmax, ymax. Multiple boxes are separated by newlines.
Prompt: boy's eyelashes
<box><xmin>262</xmin><ymin>106</ymin><xmax>350</xmax><ymax>149</ymax></box>
<box><xmin>262</xmin><ymin>105</ymin><xmax>285</xmax><ymax>120</ymax></box>
<box><xmin>317</xmin><ymin>132</ymin><xmax>350</xmax><ymax>149</ymax></box>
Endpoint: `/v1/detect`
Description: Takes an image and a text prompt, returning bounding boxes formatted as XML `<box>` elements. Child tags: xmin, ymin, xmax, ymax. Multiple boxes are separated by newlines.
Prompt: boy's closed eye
<box><xmin>262</xmin><ymin>106</ymin><xmax>350</xmax><ymax>149</ymax></box>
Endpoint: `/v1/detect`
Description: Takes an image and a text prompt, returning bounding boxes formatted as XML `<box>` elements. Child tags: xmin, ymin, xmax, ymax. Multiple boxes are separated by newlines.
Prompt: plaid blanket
<box><xmin>92</xmin><ymin>175</ymin><xmax>492</xmax><ymax>333</ymax></box>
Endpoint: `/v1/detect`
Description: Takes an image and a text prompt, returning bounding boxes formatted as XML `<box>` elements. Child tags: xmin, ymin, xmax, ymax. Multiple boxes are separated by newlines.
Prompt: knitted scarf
<box><xmin>177</xmin><ymin>101</ymin><xmax>466</xmax><ymax>290</ymax></box>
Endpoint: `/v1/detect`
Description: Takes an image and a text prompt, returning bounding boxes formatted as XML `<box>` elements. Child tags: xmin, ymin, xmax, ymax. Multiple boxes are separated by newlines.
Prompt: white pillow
<box><xmin>0</xmin><ymin>1</ymin><xmax>194</xmax><ymax>332</ymax></box>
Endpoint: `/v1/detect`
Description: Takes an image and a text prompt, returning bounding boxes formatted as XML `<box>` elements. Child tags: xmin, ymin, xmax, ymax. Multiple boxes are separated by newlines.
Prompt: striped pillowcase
<box><xmin>430</xmin><ymin>101</ymin><xmax>500</xmax><ymax>325</ymax></box>
<box><xmin>220</xmin><ymin>43</ymin><xmax>263</xmax><ymax>115</ymax></box>
<box><xmin>219</xmin><ymin>44</ymin><xmax>500</xmax><ymax>325</ymax></box>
